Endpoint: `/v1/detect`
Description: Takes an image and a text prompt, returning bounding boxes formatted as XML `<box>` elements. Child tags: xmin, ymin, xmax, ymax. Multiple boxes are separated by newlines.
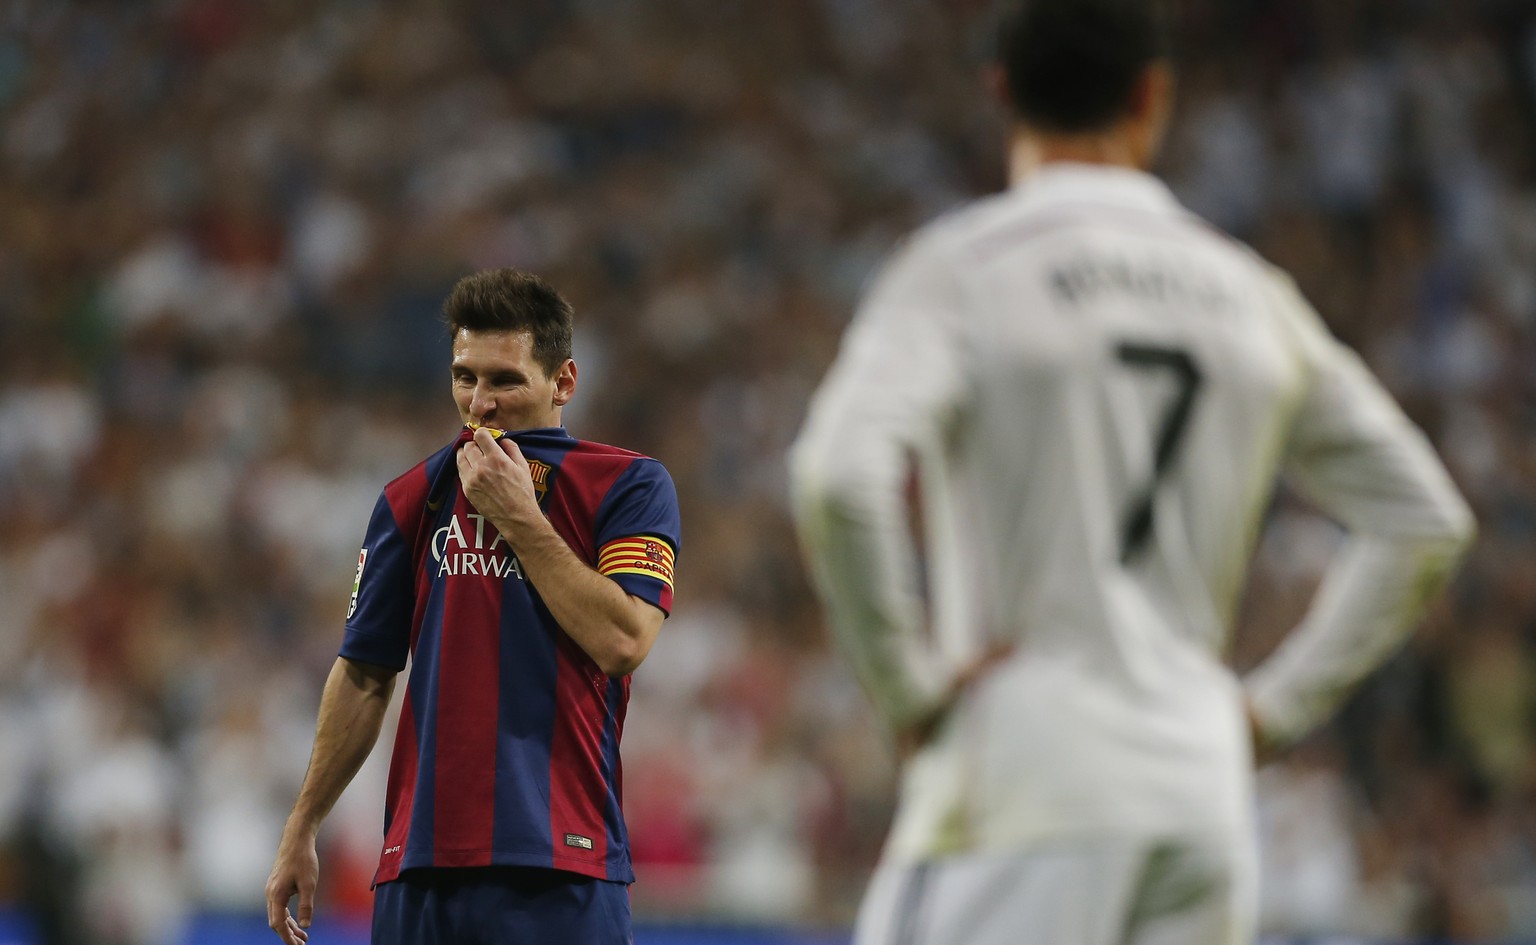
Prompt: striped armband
<box><xmin>597</xmin><ymin>536</ymin><xmax>676</xmax><ymax>589</ymax></box>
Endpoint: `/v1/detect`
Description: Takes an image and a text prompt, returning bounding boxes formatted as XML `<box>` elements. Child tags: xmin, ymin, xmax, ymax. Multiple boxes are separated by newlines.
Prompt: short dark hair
<box><xmin>442</xmin><ymin>268</ymin><xmax>574</xmax><ymax>377</ymax></box>
<box><xmin>996</xmin><ymin>0</ymin><xmax>1169</xmax><ymax>133</ymax></box>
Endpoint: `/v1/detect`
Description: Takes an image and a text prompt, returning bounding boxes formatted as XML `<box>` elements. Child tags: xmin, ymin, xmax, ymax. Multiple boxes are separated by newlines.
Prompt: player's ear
<box><xmin>1129</xmin><ymin>60</ymin><xmax>1176</xmax><ymax>120</ymax></box>
<box><xmin>552</xmin><ymin>359</ymin><xmax>577</xmax><ymax>407</ymax></box>
<box><xmin>983</xmin><ymin>62</ymin><xmax>1012</xmax><ymax>111</ymax></box>
<box><xmin>1128</xmin><ymin>60</ymin><xmax>1176</xmax><ymax>168</ymax></box>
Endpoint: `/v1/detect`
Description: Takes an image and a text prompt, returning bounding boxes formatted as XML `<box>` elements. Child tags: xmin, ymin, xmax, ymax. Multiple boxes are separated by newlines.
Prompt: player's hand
<box><xmin>458</xmin><ymin>427</ymin><xmax>542</xmax><ymax>533</ymax></box>
<box><xmin>895</xmin><ymin>638</ymin><xmax>1016</xmax><ymax>763</ymax></box>
<box><xmin>265</xmin><ymin>831</ymin><xmax>319</xmax><ymax>945</ymax></box>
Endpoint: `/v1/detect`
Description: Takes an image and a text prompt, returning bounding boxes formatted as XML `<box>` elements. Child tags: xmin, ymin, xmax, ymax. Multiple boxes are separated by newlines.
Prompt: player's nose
<box><xmin>470</xmin><ymin>384</ymin><xmax>496</xmax><ymax>420</ymax></box>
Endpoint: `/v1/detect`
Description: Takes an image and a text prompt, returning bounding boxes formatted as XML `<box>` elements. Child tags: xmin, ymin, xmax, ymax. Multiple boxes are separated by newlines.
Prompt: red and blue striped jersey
<box><xmin>340</xmin><ymin>426</ymin><xmax>680</xmax><ymax>886</ymax></box>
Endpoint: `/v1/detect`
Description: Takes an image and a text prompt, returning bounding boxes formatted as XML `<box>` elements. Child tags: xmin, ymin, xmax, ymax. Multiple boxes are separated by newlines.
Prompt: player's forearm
<box><xmin>1255</xmin><ymin>375</ymin><xmax>1475</xmax><ymax>751</ymax></box>
<box><xmin>1244</xmin><ymin>527</ymin><xmax>1470</xmax><ymax>748</ymax></box>
<box><xmin>791</xmin><ymin>446</ymin><xmax>947</xmax><ymax>732</ymax></box>
<box><xmin>284</xmin><ymin>657</ymin><xmax>396</xmax><ymax>836</ymax></box>
<box><xmin>500</xmin><ymin>516</ymin><xmax>657</xmax><ymax>676</ymax></box>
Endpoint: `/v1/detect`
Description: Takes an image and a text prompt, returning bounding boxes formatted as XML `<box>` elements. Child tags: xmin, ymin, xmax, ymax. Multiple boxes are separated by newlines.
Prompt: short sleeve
<box><xmin>592</xmin><ymin>459</ymin><xmax>681</xmax><ymax>614</ymax></box>
<box><xmin>339</xmin><ymin>491</ymin><xmax>416</xmax><ymax>671</ymax></box>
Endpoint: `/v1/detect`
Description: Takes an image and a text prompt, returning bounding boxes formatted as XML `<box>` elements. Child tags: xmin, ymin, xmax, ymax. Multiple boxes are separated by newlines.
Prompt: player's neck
<box><xmin>1007</xmin><ymin>129</ymin><xmax>1144</xmax><ymax>185</ymax></box>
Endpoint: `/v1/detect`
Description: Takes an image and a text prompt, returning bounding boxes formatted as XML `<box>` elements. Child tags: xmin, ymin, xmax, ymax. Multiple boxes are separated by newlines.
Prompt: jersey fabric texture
<box><xmin>791</xmin><ymin>164</ymin><xmax>1473</xmax><ymax>870</ymax></box>
<box><xmin>342</xmin><ymin>425</ymin><xmax>680</xmax><ymax>887</ymax></box>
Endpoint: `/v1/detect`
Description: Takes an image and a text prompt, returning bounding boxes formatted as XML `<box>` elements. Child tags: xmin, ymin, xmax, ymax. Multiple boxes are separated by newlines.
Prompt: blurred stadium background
<box><xmin>1</xmin><ymin>0</ymin><xmax>1534</xmax><ymax>943</ymax></box>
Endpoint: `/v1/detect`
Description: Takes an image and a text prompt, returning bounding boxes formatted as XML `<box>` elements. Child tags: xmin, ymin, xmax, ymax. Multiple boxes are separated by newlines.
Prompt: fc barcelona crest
<box><xmin>528</xmin><ymin>460</ymin><xmax>551</xmax><ymax>504</ymax></box>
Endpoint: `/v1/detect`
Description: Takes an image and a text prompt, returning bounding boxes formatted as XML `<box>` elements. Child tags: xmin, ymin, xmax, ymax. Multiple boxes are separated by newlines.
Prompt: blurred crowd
<box><xmin>1</xmin><ymin>0</ymin><xmax>1534</xmax><ymax>942</ymax></box>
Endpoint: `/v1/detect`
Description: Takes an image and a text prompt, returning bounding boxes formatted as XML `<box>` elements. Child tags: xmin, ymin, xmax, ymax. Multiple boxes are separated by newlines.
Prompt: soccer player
<box><xmin>265</xmin><ymin>269</ymin><xmax>680</xmax><ymax>945</ymax></box>
<box><xmin>789</xmin><ymin>1</ymin><xmax>1474</xmax><ymax>943</ymax></box>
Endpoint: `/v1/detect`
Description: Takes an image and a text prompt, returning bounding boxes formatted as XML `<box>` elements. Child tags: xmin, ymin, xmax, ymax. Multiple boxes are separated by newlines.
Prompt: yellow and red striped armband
<box><xmin>597</xmin><ymin>536</ymin><xmax>676</xmax><ymax>589</ymax></box>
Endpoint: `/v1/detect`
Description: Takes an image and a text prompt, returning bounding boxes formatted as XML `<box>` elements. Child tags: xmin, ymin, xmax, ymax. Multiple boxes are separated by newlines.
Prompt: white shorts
<box><xmin>853</xmin><ymin>835</ymin><xmax>1256</xmax><ymax>945</ymax></box>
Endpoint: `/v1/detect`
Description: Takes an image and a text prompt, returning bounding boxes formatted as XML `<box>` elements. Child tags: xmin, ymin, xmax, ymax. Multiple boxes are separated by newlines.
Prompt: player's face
<box><xmin>450</xmin><ymin>328</ymin><xmax>575</xmax><ymax>433</ymax></box>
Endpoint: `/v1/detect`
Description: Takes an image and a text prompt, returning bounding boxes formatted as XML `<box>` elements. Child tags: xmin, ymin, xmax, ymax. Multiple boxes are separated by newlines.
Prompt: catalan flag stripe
<box><xmin>598</xmin><ymin>544</ymin><xmax>675</xmax><ymax>566</ymax></box>
<box><xmin>599</xmin><ymin>558</ymin><xmax>674</xmax><ymax>578</ymax></box>
<box><xmin>598</xmin><ymin>547</ymin><xmax>675</xmax><ymax>568</ymax></box>
<box><xmin>597</xmin><ymin>537</ymin><xmax>676</xmax><ymax>588</ymax></box>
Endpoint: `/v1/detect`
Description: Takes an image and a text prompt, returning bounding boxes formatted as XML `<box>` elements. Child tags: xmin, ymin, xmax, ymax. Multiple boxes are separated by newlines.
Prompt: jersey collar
<box><xmin>454</xmin><ymin>424</ymin><xmax>574</xmax><ymax>448</ymax></box>
<box><xmin>1011</xmin><ymin>162</ymin><xmax>1180</xmax><ymax>216</ymax></box>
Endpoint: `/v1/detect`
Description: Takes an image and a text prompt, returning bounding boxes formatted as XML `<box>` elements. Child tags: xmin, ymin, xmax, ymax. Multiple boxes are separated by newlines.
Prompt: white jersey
<box><xmin>790</xmin><ymin>164</ymin><xmax>1473</xmax><ymax>864</ymax></box>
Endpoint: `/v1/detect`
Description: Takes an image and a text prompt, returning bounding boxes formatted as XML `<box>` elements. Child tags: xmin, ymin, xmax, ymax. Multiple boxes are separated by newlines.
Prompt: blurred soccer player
<box><xmin>265</xmin><ymin>269</ymin><xmax>680</xmax><ymax>945</ymax></box>
<box><xmin>790</xmin><ymin>1</ymin><xmax>1473</xmax><ymax>942</ymax></box>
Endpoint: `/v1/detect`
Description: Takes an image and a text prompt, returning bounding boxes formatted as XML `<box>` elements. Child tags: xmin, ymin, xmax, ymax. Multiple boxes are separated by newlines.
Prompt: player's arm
<box><xmin>266</xmin><ymin>656</ymin><xmax>396</xmax><ymax>945</ymax></box>
<box><xmin>457</xmin><ymin>428</ymin><xmax>665</xmax><ymax>677</ymax></box>
<box><xmin>1242</xmin><ymin>278</ymin><xmax>1475</xmax><ymax>754</ymax></box>
<box><xmin>789</xmin><ymin>238</ymin><xmax>972</xmax><ymax>739</ymax></box>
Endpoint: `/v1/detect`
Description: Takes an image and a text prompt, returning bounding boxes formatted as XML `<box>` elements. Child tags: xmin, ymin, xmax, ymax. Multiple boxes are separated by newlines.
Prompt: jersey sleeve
<box><xmin>339</xmin><ymin>490</ymin><xmax>416</xmax><ymax>671</ymax></box>
<box><xmin>1243</xmin><ymin>273</ymin><xmax>1475</xmax><ymax>747</ymax></box>
<box><xmin>593</xmin><ymin>458</ymin><xmax>681</xmax><ymax>615</ymax></box>
<box><xmin>788</xmin><ymin>236</ymin><xmax>972</xmax><ymax>731</ymax></box>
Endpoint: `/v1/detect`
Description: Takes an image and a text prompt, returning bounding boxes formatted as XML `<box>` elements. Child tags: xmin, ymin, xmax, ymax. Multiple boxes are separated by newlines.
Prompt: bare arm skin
<box><xmin>265</xmin><ymin>657</ymin><xmax>397</xmax><ymax>945</ymax></box>
<box><xmin>457</xmin><ymin>427</ymin><xmax>664</xmax><ymax>676</ymax></box>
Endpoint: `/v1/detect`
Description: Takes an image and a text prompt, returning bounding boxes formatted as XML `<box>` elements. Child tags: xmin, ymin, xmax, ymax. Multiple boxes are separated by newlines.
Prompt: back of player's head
<box><xmin>443</xmin><ymin>268</ymin><xmax>574</xmax><ymax>377</ymax></box>
<box><xmin>995</xmin><ymin>0</ymin><xmax>1170</xmax><ymax>133</ymax></box>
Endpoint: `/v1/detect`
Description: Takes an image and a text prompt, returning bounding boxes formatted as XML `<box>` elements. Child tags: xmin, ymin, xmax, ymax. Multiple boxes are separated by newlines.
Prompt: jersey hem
<box><xmin>608</xmin><ymin>572</ymin><xmax>672</xmax><ymax>615</ymax></box>
<box><xmin>375</xmin><ymin>849</ymin><xmax>634</xmax><ymax>887</ymax></box>
<box><xmin>339</xmin><ymin>632</ymin><xmax>408</xmax><ymax>672</ymax></box>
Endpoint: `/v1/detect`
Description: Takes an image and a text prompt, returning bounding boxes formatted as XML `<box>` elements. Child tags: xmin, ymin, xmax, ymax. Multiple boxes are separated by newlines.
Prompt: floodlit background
<box><xmin>1</xmin><ymin>0</ymin><xmax>1534</xmax><ymax>942</ymax></box>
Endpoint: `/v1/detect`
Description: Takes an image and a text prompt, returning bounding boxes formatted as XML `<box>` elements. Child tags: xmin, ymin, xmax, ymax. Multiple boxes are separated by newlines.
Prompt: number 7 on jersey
<box><xmin>1114</xmin><ymin>342</ymin><xmax>1203</xmax><ymax>562</ymax></box>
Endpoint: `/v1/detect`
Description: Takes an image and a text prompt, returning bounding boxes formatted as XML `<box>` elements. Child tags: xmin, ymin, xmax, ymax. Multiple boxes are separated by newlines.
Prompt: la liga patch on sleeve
<box><xmin>348</xmin><ymin>548</ymin><xmax>368</xmax><ymax>619</ymax></box>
